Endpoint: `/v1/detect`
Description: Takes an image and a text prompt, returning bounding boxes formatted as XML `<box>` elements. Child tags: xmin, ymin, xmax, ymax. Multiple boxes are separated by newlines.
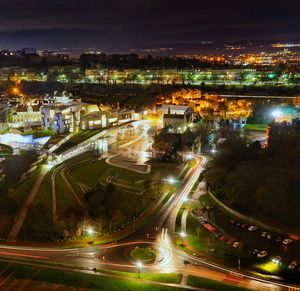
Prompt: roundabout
<box><xmin>129</xmin><ymin>246</ymin><xmax>156</xmax><ymax>264</ymax></box>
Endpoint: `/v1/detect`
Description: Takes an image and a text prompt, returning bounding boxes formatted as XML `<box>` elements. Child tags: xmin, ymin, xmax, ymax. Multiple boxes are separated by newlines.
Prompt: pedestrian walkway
<box><xmin>7</xmin><ymin>167</ymin><xmax>49</xmax><ymax>242</ymax></box>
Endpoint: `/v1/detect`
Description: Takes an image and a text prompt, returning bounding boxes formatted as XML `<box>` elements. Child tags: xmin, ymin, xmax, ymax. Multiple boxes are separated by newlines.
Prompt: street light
<box><xmin>182</xmin><ymin>197</ymin><xmax>188</xmax><ymax>203</ymax></box>
<box><xmin>186</xmin><ymin>154</ymin><xmax>193</xmax><ymax>160</ymax></box>
<box><xmin>87</xmin><ymin>227</ymin><xmax>94</xmax><ymax>236</ymax></box>
<box><xmin>167</xmin><ymin>177</ymin><xmax>176</xmax><ymax>185</ymax></box>
<box><xmin>180</xmin><ymin>231</ymin><xmax>186</xmax><ymax>245</ymax></box>
<box><xmin>136</xmin><ymin>261</ymin><xmax>143</xmax><ymax>278</ymax></box>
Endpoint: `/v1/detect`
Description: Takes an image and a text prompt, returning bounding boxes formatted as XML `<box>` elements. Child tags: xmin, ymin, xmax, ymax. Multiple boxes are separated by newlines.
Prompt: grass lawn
<box><xmin>100</xmin><ymin>269</ymin><xmax>182</xmax><ymax>284</ymax></box>
<box><xmin>11</xmin><ymin>167</ymin><xmax>43</xmax><ymax>205</ymax></box>
<box><xmin>71</xmin><ymin>158</ymin><xmax>109</xmax><ymax>189</ymax></box>
<box><xmin>0</xmin><ymin>143</ymin><xmax>13</xmax><ymax>155</ymax></box>
<box><xmin>33</xmin><ymin>170</ymin><xmax>52</xmax><ymax>208</ymax></box>
<box><xmin>55</xmin><ymin>171</ymin><xmax>79</xmax><ymax>214</ymax></box>
<box><xmin>130</xmin><ymin>246</ymin><xmax>156</xmax><ymax>263</ymax></box>
<box><xmin>187</xmin><ymin>275</ymin><xmax>250</xmax><ymax>291</ymax></box>
<box><xmin>199</xmin><ymin>194</ymin><xmax>216</xmax><ymax>209</ymax></box>
<box><xmin>54</xmin><ymin>129</ymin><xmax>103</xmax><ymax>154</ymax></box>
<box><xmin>71</xmin><ymin>158</ymin><xmax>180</xmax><ymax>192</ymax></box>
<box><xmin>0</xmin><ymin>261</ymin><xmax>185</xmax><ymax>291</ymax></box>
<box><xmin>43</xmin><ymin>132</ymin><xmax>69</xmax><ymax>149</ymax></box>
<box><xmin>242</xmin><ymin>124</ymin><xmax>267</xmax><ymax>131</ymax></box>
<box><xmin>22</xmin><ymin>129</ymin><xmax>55</xmax><ymax>139</ymax></box>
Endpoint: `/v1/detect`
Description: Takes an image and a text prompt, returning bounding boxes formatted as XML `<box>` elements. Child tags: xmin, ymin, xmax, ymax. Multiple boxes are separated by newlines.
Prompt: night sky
<box><xmin>0</xmin><ymin>0</ymin><xmax>299</xmax><ymax>52</ymax></box>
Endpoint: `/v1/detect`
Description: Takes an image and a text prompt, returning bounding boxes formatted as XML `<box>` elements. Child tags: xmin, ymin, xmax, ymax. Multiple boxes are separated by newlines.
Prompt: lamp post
<box><xmin>136</xmin><ymin>261</ymin><xmax>143</xmax><ymax>279</ymax></box>
<box><xmin>180</xmin><ymin>231</ymin><xmax>186</xmax><ymax>246</ymax></box>
<box><xmin>87</xmin><ymin>227</ymin><xmax>94</xmax><ymax>236</ymax></box>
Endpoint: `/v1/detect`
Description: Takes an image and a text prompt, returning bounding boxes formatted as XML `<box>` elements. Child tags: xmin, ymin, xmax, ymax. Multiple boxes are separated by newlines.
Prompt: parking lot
<box><xmin>193</xmin><ymin>203</ymin><xmax>300</xmax><ymax>274</ymax></box>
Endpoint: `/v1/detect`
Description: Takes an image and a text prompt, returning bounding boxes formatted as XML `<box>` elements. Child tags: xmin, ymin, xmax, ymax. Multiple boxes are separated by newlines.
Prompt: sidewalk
<box><xmin>7</xmin><ymin>166</ymin><xmax>49</xmax><ymax>242</ymax></box>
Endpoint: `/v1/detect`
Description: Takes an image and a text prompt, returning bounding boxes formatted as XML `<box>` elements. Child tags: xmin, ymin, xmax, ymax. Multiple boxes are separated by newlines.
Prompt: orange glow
<box><xmin>12</xmin><ymin>87</ymin><xmax>20</xmax><ymax>95</ymax></box>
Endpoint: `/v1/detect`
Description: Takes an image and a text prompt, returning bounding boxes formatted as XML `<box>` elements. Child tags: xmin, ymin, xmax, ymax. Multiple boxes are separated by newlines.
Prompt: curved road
<box><xmin>2</xmin><ymin>143</ymin><xmax>300</xmax><ymax>290</ymax></box>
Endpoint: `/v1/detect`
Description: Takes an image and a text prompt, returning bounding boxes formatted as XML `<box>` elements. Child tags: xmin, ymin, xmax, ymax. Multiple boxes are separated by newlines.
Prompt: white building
<box><xmin>41</xmin><ymin>92</ymin><xmax>96</xmax><ymax>133</ymax></box>
<box><xmin>160</xmin><ymin>104</ymin><xmax>194</xmax><ymax>116</ymax></box>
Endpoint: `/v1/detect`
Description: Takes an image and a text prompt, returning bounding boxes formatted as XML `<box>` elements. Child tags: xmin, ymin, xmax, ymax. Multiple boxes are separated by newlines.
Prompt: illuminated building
<box><xmin>159</xmin><ymin>104</ymin><xmax>194</xmax><ymax>131</ymax></box>
<box><xmin>81</xmin><ymin>108</ymin><xmax>134</xmax><ymax>130</ymax></box>
<box><xmin>10</xmin><ymin>103</ymin><xmax>41</xmax><ymax>127</ymax></box>
<box><xmin>40</xmin><ymin>92</ymin><xmax>94</xmax><ymax>133</ymax></box>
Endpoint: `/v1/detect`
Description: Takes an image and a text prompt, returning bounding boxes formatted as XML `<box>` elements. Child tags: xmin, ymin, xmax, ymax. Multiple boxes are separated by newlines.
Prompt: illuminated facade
<box><xmin>40</xmin><ymin>93</ymin><xmax>94</xmax><ymax>133</ymax></box>
<box><xmin>81</xmin><ymin>108</ymin><xmax>134</xmax><ymax>130</ymax></box>
<box><xmin>10</xmin><ymin>104</ymin><xmax>41</xmax><ymax>126</ymax></box>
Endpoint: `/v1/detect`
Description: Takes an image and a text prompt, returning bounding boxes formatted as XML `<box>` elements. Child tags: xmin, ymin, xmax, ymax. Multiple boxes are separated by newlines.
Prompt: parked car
<box><xmin>227</xmin><ymin>238</ymin><xmax>236</xmax><ymax>245</ymax></box>
<box><xmin>283</xmin><ymin>238</ymin><xmax>293</xmax><ymax>245</ymax></box>
<box><xmin>267</xmin><ymin>234</ymin><xmax>274</xmax><ymax>240</ymax></box>
<box><xmin>241</xmin><ymin>223</ymin><xmax>249</xmax><ymax>229</ymax></box>
<box><xmin>214</xmin><ymin>232</ymin><xmax>222</xmax><ymax>238</ymax></box>
<box><xmin>235</xmin><ymin>221</ymin><xmax>242</xmax><ymax>227</ymax></box>
<box><xmin>288</xmin><ymin>261</ymin><xmax>298</xmax><ymax>270</ymax></box>
<box><xmin>230</xmin><ymin>219</ymin><xmax>236</xmax><ymax>225</ymax></box>
<box><xmin>252</xmin><ymin>249</ymin><xmax>260</xmax><ymax>256</ymax></box>
<box><xmin>261</xmin><ymin>232</ymin><xmax>268</xmax><ymax>238</ymax></box>
<box><xmin>275</xmin><ymin>237</ymin><xmax>283</xmax><ymax>243</ymax></box>
<box><xmin>233</xmin><ymin>241</ymin><xmax>241</xmax><ymax>248</ymax></box>
<box><xmin>272</xmin><ymin>256</ymin><xmax>282</xmax><ymax>264</ymax></box>
<box><xmin>248</xmin><ymin>225</ymin><xmax>258</xmax><ymax>232</ymax></box>
<box><xmin>257</xmin><ymin>250</ymin><xmax>268</xmax><ymax>258</ymax></box>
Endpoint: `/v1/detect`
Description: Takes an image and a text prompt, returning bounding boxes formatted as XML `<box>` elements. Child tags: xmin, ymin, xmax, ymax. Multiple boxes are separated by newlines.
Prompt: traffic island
<box><xmin>128</xmin><ymin>246</ymin><xmax>156</xmax><ymax>264</ymax></box>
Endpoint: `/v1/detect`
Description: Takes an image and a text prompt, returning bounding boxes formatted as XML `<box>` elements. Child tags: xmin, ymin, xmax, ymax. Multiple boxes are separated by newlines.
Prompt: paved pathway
<box><xmin>7</xmin><ymin>167</ymin><xmax>49</xmax><ymax>242</ymax></box>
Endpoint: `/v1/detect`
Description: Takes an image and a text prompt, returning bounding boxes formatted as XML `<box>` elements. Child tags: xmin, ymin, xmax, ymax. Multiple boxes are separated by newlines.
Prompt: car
<box><xmin>267</xmin><ymin>234</ymin><xmax>274</xmax><ymax>240</ymax></box>
<box><xmin>233</xmin><ymin>241</ymin><xmax>241</xmax><ymax>248</ymax></box>
<box><xmin>227</xmin><ymin>238</ymin><xmax>236</xmax><ymax>245</ymax></box>
<box><xmin>275</xmin><ymin>237</ymin><xmax>283</xmax><ymax>243</ymax></box>
<box><xmin>248</xmin><ymin>225</ymin><xmax>258</xmax><ymax>232</ymax></box>
<box><xmin>252</xmin><ymin>249</ymin><xmax>260</xmax><ymax>255</ymax></box>
<box><xmin>257</xmin><ymin>250</ymin><xmax>268</xmax><ymax>258</ymax></box>
<box><xmin>235</xmin><ymin>221</ymin><xmax>242</xmax><ymax>227</ymax></box>
<box><xmin>261</xmin><ymin>231</ymin><xmax>268</xmax><ymax>238</ymax></box>
<box><xmin>283</xmin><ymin>238</ymin><xmax>293</xmax><ymax>245</ymax></box>
<box><xmin>272</xmin><ymin>256</ymin><xmax>282</xmax><ymax>264</ymax></box>
<box><xmin>214</xmin><ymin>232</ymin><xmax>222</xmax><ymax>238</ymax></box>
<box><xmin>241</xmin><ymin>223</ymin><xmax>249</xmax><ymax>229</ymax></box>
<box><xmin>288</xmin><ymin>261</ymin><xmax>298</xmax><ymax>270</ymax></box>
<box><xmin>230</xmin><ymin>219</ymin><xmax>236</xmax><ymax>224</ymax></box>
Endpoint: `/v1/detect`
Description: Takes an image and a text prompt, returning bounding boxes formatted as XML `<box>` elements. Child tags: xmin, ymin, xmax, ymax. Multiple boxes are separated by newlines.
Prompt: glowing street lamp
<box><xmin>182</xmin><ymin>197</ymin><xmax>188</xmax><ymax>203</ymax></box>
<box><xmin>136</xmin><ymin>261</ymin><xmax>143</xmax><ymax>278</ymax></box>
<box><xmin>180</xmin><ymin>231</ymin><xmax>186</xmax><ymax>245</ymax></box>
<box><xmin>186</xmin><ymin>154</ymin><xmax>193</xmax><ymax>160</ymax></box>
<box><xmin>167</xmin><ymin>177</ymin><xmax>176</xmax><ymax>185</ymax></box>
<box><xmin>87</xmin><ymin>227</ymin><xmax>94</xmax><ymax>236</ymax></box>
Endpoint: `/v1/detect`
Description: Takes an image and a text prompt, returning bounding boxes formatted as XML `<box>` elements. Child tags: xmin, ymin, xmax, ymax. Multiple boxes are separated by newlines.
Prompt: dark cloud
<box><xmin>0</xmin><ymin>0</ymin><xmax>299</xmax><ymax>51</ymax></box>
